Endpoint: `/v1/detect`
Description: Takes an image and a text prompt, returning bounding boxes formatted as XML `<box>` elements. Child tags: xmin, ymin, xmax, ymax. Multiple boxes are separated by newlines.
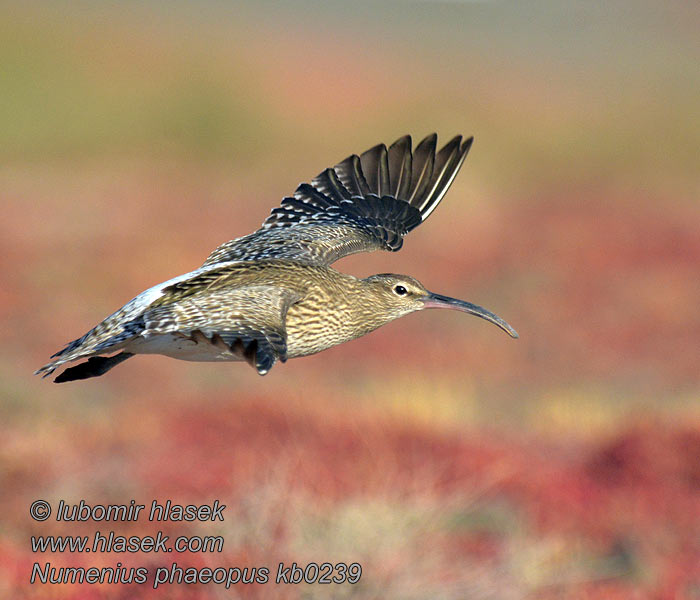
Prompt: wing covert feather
<box><xmin>141</xmin><ymin>284</ymin><xmax>299</xmax><ymax>374</ymax></box>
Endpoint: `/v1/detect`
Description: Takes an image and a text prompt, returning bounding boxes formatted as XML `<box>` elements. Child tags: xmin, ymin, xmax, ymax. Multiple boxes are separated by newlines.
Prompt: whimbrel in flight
<box><xmin>37</xmin><ymin>134</ymin><xmax>518</xmax><ymax>383</ymax></box>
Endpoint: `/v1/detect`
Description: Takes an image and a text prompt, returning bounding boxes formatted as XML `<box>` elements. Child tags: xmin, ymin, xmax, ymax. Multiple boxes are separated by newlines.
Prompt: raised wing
<box><xmin>203</xmin><ymin>133</ymin><xmax>473</xmax><ymax>267</ymax></box>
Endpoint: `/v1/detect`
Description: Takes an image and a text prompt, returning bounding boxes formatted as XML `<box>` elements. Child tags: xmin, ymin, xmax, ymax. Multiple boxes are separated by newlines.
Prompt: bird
<box><xmin>36</xmin><ymin>133</ymin><xmax>518</xmax><ymax>383</ymax></box>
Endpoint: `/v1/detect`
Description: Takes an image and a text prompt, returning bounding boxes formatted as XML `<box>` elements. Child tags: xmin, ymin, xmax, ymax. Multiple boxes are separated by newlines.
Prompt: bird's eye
<box><xmin>393</xmin><ymin>285</ymin><xmax>408</xmax><ymax>296</ymax></box>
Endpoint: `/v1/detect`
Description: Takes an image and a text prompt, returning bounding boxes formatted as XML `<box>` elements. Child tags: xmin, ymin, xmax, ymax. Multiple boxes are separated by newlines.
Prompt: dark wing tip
<box><xmin>265</xmin><ymin>132</ymin><xmax>471</xmax><ymax>233</ymax></box>
<box><xmin>419</xmin><ymin>132</ymin><xmax>438</xmax><ymax>146</ymax></box>
<box><xmin>359</xmin><ymin>142</ymin><xmax>390</xmax><ymax>197</ymax></box>
<box><xmin>396</xmin><ymin>133</ymin><xmax>472</xmax><ymax>224</ymax></box>
<box><xmin>289</xmin><ymin>132</ymin><xmax>474</xmax><ymax>243</ymax></box>
<box><xmin>390</xmin><ymin>134</ymin><xmax>412</xmax><ymax>148</ymax></box>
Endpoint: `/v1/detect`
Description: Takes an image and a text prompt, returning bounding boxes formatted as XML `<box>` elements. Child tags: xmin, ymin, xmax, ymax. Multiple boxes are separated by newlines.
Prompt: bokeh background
<box><xmin>2</xmin><ymin>1</ymin><xmax>698</xmax><ymax>598</ymax></box>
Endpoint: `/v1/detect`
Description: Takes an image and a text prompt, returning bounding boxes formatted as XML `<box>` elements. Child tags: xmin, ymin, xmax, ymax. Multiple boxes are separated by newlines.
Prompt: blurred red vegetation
<box><xmin>3</xmin><ymin>191</ymin><xmax>699</xmax><ymax>598</ymax></box>
<box><xmin>3</xmin><ymin>396</ymin><xmax>699</xmax><ymax>598</ymax></box>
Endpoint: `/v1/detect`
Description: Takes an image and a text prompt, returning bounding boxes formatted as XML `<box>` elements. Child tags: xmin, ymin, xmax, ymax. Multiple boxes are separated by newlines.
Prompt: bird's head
<box><xmin>362</xmin><ymin>273</ymin><xmax>519</xmax><ymax>338</ymax></box>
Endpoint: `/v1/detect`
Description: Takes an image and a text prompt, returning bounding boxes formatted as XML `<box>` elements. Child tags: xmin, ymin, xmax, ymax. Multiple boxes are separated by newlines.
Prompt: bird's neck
<box><xmin>285</xmin><ymin>273</ymin><xmax>397</xmax><ymax>358</ymax></box>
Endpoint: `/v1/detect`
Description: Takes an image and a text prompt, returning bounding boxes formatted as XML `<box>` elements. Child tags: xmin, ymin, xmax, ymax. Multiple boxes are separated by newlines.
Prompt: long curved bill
<box><xmin>422</xmin><ymin>293</ymin><xmax>519</xmax><ymax>338</ymax></box>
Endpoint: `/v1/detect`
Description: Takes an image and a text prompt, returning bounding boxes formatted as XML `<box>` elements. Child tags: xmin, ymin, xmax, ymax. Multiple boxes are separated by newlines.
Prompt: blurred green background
<box><xmin>2</xmin><ymin>1</ymin><xmax>698</xmax><ymax>598</ymax></box>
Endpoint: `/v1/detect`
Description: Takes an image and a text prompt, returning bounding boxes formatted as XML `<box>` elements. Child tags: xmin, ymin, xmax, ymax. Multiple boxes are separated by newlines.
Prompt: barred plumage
<box><xmin>36</xmin><ymin>133</ymin><xmax>517</xmax><ymax>383</ymax></box>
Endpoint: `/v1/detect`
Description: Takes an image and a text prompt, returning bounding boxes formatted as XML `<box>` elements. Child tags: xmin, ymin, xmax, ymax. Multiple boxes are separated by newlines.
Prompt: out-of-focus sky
<box><xmin>2</xmin><ymin>1</ymin><xmax>698</xmax><ymax>194</ymax></box>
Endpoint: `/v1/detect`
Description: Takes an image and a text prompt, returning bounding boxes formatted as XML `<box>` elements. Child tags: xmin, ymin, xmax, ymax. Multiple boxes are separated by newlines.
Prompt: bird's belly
<box><xmin>128</xmin><ymin>334</ymin><xmax>243</xmax><ymax>363</ymax></box>
<box><xmin>285</xmin><ymin>323</ymin><xmax>357</xmax><ymax>358</ymax></box>
<box><xmin>285</xmin><ymin>305</ymin><xmax>371</xmax><ymax>359</ymax></box>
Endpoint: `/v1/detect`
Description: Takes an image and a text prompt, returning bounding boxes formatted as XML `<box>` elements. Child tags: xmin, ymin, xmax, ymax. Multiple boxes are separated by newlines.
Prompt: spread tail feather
<box><xmin>52</xmin><ymin>352</ymin><xmax>134</xmax><ymax>383</ymax></box>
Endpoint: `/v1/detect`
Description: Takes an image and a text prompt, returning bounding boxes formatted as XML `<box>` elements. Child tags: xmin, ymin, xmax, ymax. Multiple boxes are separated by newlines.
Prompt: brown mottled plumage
<box><xmin>36</xmin><ymin>134</ymin><xmax>518</xmax><ymax>382</ymax></box>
